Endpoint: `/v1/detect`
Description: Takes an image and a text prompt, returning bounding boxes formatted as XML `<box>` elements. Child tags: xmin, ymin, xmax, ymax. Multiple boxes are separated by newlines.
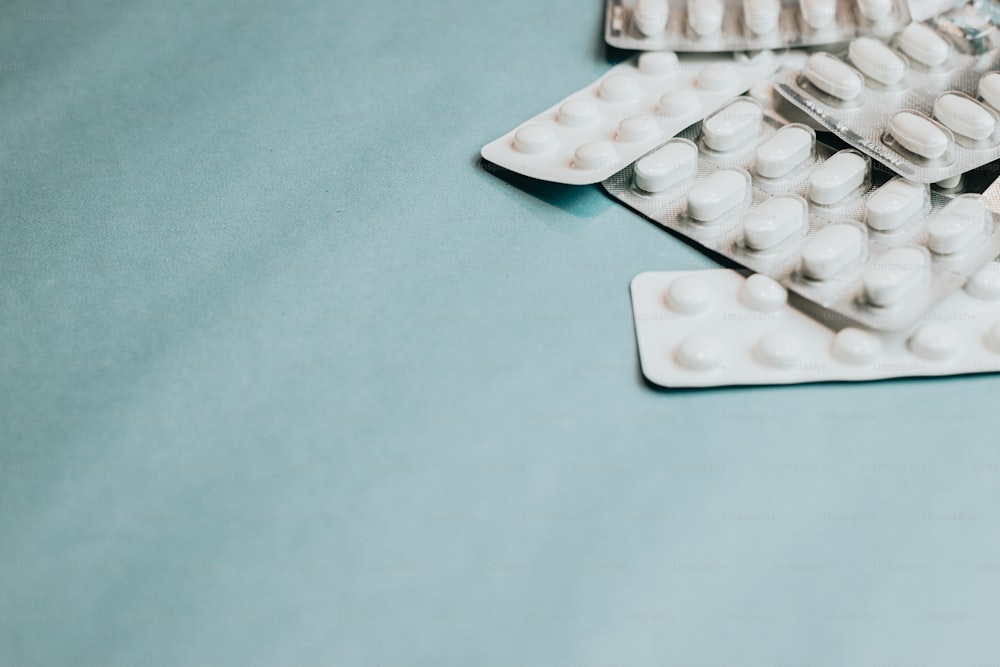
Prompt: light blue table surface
<box><xmin>2</xmin><ymin>0</ymin><xmax>999</xmax><ymax>664</ymax></box>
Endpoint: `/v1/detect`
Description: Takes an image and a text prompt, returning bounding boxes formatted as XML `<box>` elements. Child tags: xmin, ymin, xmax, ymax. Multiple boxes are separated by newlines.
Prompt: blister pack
<box><xmin>480</xmin><ymin>51</ymin><xmax>779</xmax><ymax>185</ymax></box>
<box><xmin>602</xmin><ymin>96</ymin><xmax>1000</xmax><ymax>331</ymax></box>
<box><xmin>631</xmin><ymin>264</ymin><xmax>1000</xmax><ymax>387</ymax></box>
<box><xmin>604</xmin><ymin>0</ymin><xmax>911</xmax><ymax>52</ymax></box>
<box><xmin>775</xmin><ymin>26</ymin><xmax>1000</xmax><ymax>183</ymax></box>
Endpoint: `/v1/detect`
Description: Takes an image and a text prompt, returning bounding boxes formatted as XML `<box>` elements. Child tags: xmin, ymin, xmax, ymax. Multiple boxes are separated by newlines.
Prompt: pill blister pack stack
<box><xmin>605</xmin><ymin>0</ymin><xmax>911</xmax><ymax>52</ymax></box>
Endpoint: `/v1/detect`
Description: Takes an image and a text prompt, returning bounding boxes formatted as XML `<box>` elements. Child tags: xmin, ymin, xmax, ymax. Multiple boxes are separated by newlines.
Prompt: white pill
<box><xmin>634</xmin><ymin>140</ymin><xmax>699</xmax><ymax>192</ymax></box>
<box><xmin>865</xmin><ymin>178</ymin><xmax>925</xmax><ymax>231</ymax></box>
<box><xmin>740</xmin><ymin>274</ymin><xmax>788</xmax><ymax>312</ymax></box>
<box><xmin>804</xmin><ymin>53</ymin><xmax>863</xmax><ymax>101</ymax></box>
<box><xmin>965</xmin><ymin>263</ymin><xmax>1000</xmax><ymax>300</ymax></box>
<box><xmin>703</xmin><ymin>100</ymin><xmax>763</xmax><ymax>152</ymax></box>
<box><xmin>896</xmin><ymin>23</ymin><xmax>950</xmax><ymax>67</ymax></box>
<box><xmin>754</xmin><ymin>332</ymin><xmax>804</xmax><ymax>368</ymax></box>
<box><xmin>558</xmin><ymin>100</ymin><xmax>599</xmax><ymax>128</ymax></box>
<box><xmin>666</xmin><ymin>276</ymin><xmax>714</xmax><ymax>314</ymax></box>
<box><xmin>808</xmin><ymin>151</ymin><xmax>867</xmax><ymax>206</ymax></box>
<box><xmin>743</xmin><ymin>0</ymin><xmax>780</xmax><ymax>34</ymax></box>
<box><xmin>857</xmin><ymin>0</ymin><xmax>893</xmax><ymax>21</ymax></box>
<box><xmin>936</xmin><ymin>174</ymin><xmax>962</xmax><ymax>189</ymax></box>
<box><xmin>889</xmin><ymin>111</ymin><xmax>951</xmax><ymax>159</ymax></box>
<box><xmin>863</xmin><ymin>246</ymin><xmax>928</xmax><ymax>306</ymax></box>
<box><xmin>659</xmin><ymin>90</ymin><xmax>702</xmax><ymax>118</ymax></box>
<box><xmin>755</xmin><ymin>126</ymin><xmax>813</xmax><ymax>178</ymax></box>
<box><xmin>618</xmin><ymin>117</ymin><xmax>661</xmax><ymax>143</ymax></box>
<box><xmin>801</xmin><ymin>223</ymin><xmax>865</xmax><ymax>280</ymax></box>
<box><xmin>832</xmin><ymin>328</ymin><xmax>883</xmax><ymax>365</ymax></box>
<box><xmin>599</xmin><ymin>75</ymin><xmax>641</xmax><ymax>102</ymax></box>
<box><xmin>676</xmin><ymin>334</ymin><xmax>725</xmax><ymax>371</ymax></box>
<box><xmin>638</xmin><ymin>51</ymin><xmax>680</xmax><ymax>76</ymax></box>
<box><xmin>743</xmin><ymin>195</ymin><xmax>808</xmax><ymax>251</ymax></box>
<box><xmin>986</xmin><ymin>321</ymin><xmax>1000</xmax><ymax>354</ymax></box>
<box><xmin>849</xmin><ymin>38</ymin><xmax>906</xmax><ymax>86</ymax></box>
<box><xmin>800</xmin><ymin>0</ymin><xmax>836</xmax><ymax>29</ymax></box>
<box><xmin>634</xmin><ymin>0</ymin><xmax>670</xmax><ymax>36</ymax></box>
<box><xmin>688</xmin><ymin>0</ymin><xmax>724</xmax><ymax>36</ymax></box>
<box><xmin>696</xmin><ymin>63</ymin><xmax>738</xmax><ymax>91</ymax></box>
<box><xmin>513</xmin><ymin>125</ymin><xmax>556</xmax><ymax>154</ymax></box>
<box><xmin>979</xmin><ymin>72</ymin><xmax>1000</xmax><ymax>111</ymax></box>
<box><xmin>573</xmin><ymin>141</ymin><xmax>617</xmax><ymax>170</ymax></box>
<box><xmin>687</xmin><ymin>169</ymin><xmax>750</xmax><ymax>221</ymax></box>
<box><xmin>933</xmin><ymin>93</ymin><xmax>996</xmax><ymax>141</ymax></box>
<box><xmin>909</xmin><ymin>323</ymin><xmax>959</xmax><ymax>361</ymax></box>
<box><xmin>926</xmin><ymin>195</ymin><xmax>988</xmax><ymax>254</ymax></box>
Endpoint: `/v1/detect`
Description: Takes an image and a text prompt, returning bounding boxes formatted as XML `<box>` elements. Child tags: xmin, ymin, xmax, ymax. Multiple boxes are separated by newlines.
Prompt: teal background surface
<box><xmin>2</xmin><ymin>0</ymin><xmax>999</xmax><ymax>664</ymax></box>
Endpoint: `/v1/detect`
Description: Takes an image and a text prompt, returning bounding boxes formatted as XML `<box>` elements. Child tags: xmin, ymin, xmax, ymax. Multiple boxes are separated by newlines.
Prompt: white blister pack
<box><xmin>602</xmin><ymin>96</ymin><xmax>1000</xmax><ymax>331</ymax></box>
<box><xmin>775</xmin><ymin>26</ymin><xmax>1000</xmax><ymax>182</ymax></box>
<box><xmin>631</xmin><ymin>265</ymin><xmax>1000</xmax><ymax>387</ymax></box>
<box><xmin>605</xmin><ymin>0</ymin><xmax>911</xmax><ymax>53</ymax></box>
<box><xmin>480</xmin><ymin>51</ymin><xmax>779</xmax><ymax>185</ymax></box>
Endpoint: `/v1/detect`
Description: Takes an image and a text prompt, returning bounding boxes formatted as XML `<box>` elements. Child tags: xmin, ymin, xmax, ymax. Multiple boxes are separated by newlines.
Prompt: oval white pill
<box><xmin>832</xmin><ymin>328</ymin><xmax>882</xmax><ymax>365</ymax></box>
<box><xmin>666</xmin><ymin>276</ymin><xmax>714</xmax><ymax>314</ymax></box>
<box><xmin>933</xmin><ymin>93</ymin><xmax>996</xmax><ymax>141</ymax></box>
<box><xmin>754</xmin><ymin>332</ymin><xmax>804</xmax><ymax>368</ymax></box>
<box><xmin>849</xmin><ymin>37</ymin><xmax>906</xmax><ymax>86</ymax></box>
<box><xmin>800</xmin><ymin>0</ymin><xmax>836</xmax><ymax>29</ymax></box>
<box><xmin>857</xmin><ymin>0</ymin><xmax>893</xmax><ymax>21</ymax></box>
<box><xmin>558</xmin><ymin>100</ymin><xmax>599</xmax><ymax>128</ymax></box>
<box><xmin>979</xmin><ymin>72</ymin><xmax>1000</xmax><ymax>111</ymax></box>
<box><xmin>703</xmin><ymin>99</ymin><xmax>763</xmax><ymax>152</ymax></box>
<box><xmin>801</xmin><ymin>223</ymin><xmax>865</xmax><ymax>280</ymax></box>
<box><xmin>634</xmin><ymin>0</ymin><xmax>670</xmax><ymax>36</ymax></box>
<box><xmin>863</xmin><ymin>246</ymin><xmax>928</xmax><ymax>306</ymax></box>
<box><xmin>638</xmin><ymin>51</ymin><xmax>680</xmax><ymax>76</ymax></box>
<box><xmin>936</xmin><ymin>174</ymin><xmax>962</xmax><ymax>189</ymax></box>
<box><xmin>634</xmin><ymin>140</ymin><xmax>699</xmax><ymax>193</ymax></box>
<box><xmin>573</xmin><ymin>141</ymin><xmax>617</xmax><ymax>170</ymax></box>
<box><xmin>909</xmin><ymin>323</ymin><xmax>959</xmax><ymax>361</ymax></box>
<box><xmin>676</xmin><ymin>334</ymin><xmax>724</xmax><ymax>371</ymax></box>
<box><xmin>755</xmin><ymin>125</ymin><xmax>813</xmax><ymax>178</ymax></box>
<box><xmin>688</xmin><ymin>0</ymin><xmax>724</xmax><ymax>36</ymax></box>
<box><xmin>888</xmin><ymin>111</ymin><xmax>950</xmax><ymax>159</ymax></box>
<box><xmin>687</xmin><ymin>169</ymin><xmax>749</xmax><ymax>222</ymax></box>
<box><xmin>896</xmin><ymin>23</ymin><xmax>949</xmax><ymax>67</ymax></box>
<box><xmin>865</xmin><ymin>178</ymin><xmax>925</xmax><ymax>231</ymax></box>
<box><xmin>744</xmin><ymin>0</ymin><xmax>780</xmax><ymax>34</ymax></box>
<box><xmin>740</xmin><ymin>274</ymin><xmax>788</xmax><ymax>312</ymax></box>
<box><xmin>659</xmin><ymin>90</ymin><xmax>701</xmax><ymax>118</ymax></box>
<box><xmin>513</xmin><ymin>125</ymin><xmax>556</xmax><ymax>154</ymax></box>
<box><xmin>986</xmin><ymin>321</ymin><xmax>1000</xmax><ymax>354</ymax></box>
<box><xmin>926</xmin><ymin>195</ymin><xmax>988</xmax><ymax>254</ymax></box>
<box><xmin>618</xmin><ymin>117</ymin><xmax>661</xmax><ymax>143</ymax></box>
<box><xmin>599</xmin><ymin>75</ymin><xmax>641</xmax><ymax>102</ymax></box>
<box><xmin>696</xmin><ymin>63</ymin><xmax>738</xmax><ymax>91</ymax></box>
<box><xmin>809</xmin><ymin>151</ymin><xmax>867</xmax><ymax>206</ymax></box>
<box><xmin>804</xmin><ymin>53</ymin><xmax>863</xmax><ymax>101</ymax></box>
<box><xmin>965</xmin><ymin>263</ymin><xmax>1000</xmax><ymax>300</ymax></box>
<box><xmin>743</xmin><ymin>195</ymin><xmax>808</xmax><ymax>251</ymax></box>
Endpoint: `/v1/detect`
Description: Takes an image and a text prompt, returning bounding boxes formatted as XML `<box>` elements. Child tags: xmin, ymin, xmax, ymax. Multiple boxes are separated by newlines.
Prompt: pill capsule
<box><xmin>804</xmin><ymin>53</ymin><xmax>863</xmax><ymax>101</ymax></box>
<box><xmin>688</xmin><ymin>0</ymin><xmax>724</xmax><ymax>36</ymax></box>
<box><xmin>634</xmin><ymin>140</ymin><xmax>699</xmax><ymax>193</ymax></box>
<box><xmin>926</xmin><ymin>195</ymin><xmax>988</xmax><ymax>254</ymax></box>
<box><xmin>599</xmin><ymin>75</ymin><xmax>641</xmax><ymax>103</ymax></box>
<box><xmin>638</xmin><ymin>51</ymin><xmax>680</xmax><ymax>76</ymax></box>
<box><xmin>573</xmin><ymin>141</ymin><xmax>617</xmax><ymax>170</ymax></box>
<box><xmin>743</xmin><ymin>0</ymin><xmax>780</xmax><ymax>34</ymax></box>
<box><xmin>800</xmin><ymin>0</ymin><xmax>836</xmax><ymax>29</ymax></box>
<box><xmin>687</xmin><ymin>169</ymin><xmax>749</xmax><ymax>221</ymax></box>
<box><xmin>666</xmin><ymin>276</ymin><xmax>714</xmax><ymax>314</ymax></box>
<box><xmin>755</xmin><ymin>126</ymin><xmax>813</xmax><ymax>178</ymax></box>
<box><xmin>743</xmin><ymin>195</ymin><xmax>808</xmax><ymax>251</ymax></box>
<box><xmin>986</xmin><ymin>321</ymin><xmax>1000</xmax><ymax>354</ymax></box>
<box><xmin>936</xmin><ymin>174</ymin><xmax>962</xmax><ymax>190</ymax></box>
<box><xmin>865</xmin><ymin>178</ymin><xmax>925</xmax><ymax>231</ymax></box>
<box><xmin>888</xmin><ymin>111</ymin><xmax>950</xmax><ymax>159</ymax></box>
<box><xmin>896</xmin><ymin>23</ymin><xmax>950</xmax><ymax>67</ymax></box>
<box><xmin>832</xmin><ymin>328</ymin><xmax>882</xmax><ymax>365</ymax></box>
<box><xmin>979</xmin><ymin>72</ymin><xmax>1000</xmax><ymax>111</ymax></box>
<box><xmin>634</xmin><ymin>0</ymin><xmax>670</xmax><ymax>36</ymax></box>
<box><xmin>933</xmin><ymin>93</ymin><xmax>996</xmax><ymax>141</ymax></box>
<box><xmin>513</xmin><ymin>125</ymin><xmax>556</xmax><ymax>154</ymax></box>
<box><xmin>909</xmin><ymin>323</ymin><xmax>959</xmax><ymax>360</ymax></box>
<box><xmin>659</xmin><ymin>90</ymin><xmax>701</xmax><ymax>118</ymax></box>
<box><xmin>848</xmin><ymin>38</ymin><xmax>906</xmax><ymax>86</ymax></box>
<box><xmin>801</xmin><ymin>223</ymin><xmax>865</xmax><ymax>280</ymax></box>
<box><xmin>676</xmin><ymin>334</ymin><xmax>724</xmax><ymax>371</ymax></box>
<box><xmin>696</xmin><ymin>63</ymin><xmax>738</xmax><ymax>91</ymax></box>
<box><xmin>863</xmin><ymin>246</ymin><xmax>928</xmax><ymax>306</ymax></box>
<box><xmin>558</xmin><ymin>100</ymin><xmax>599</xmax><ymax>128</ymax></box>
<box><xmin>703</xmin><ymin>99</ymin><xmax>764</xmax><ymax>152</ymax></box>
<box><xmin>809</xmin><ymin>151</ymin><xmax>867</xmax><ymax>205</ymax></box>
<box><xmin>965</xmin><ymin>263</ymin><xmax>1000</xmax><ymax>301</ymax></box>
<box><xmin>617</xmin><ymin>117</ymin><xmax>661</xmax><ymax>143</ymax></box>
<box><xmin>754</xmin><ymin>332</ymin><xmax>805</xmax><ymax>368</ymax></box>
<box><xmin>740</xmin><ymin>274</ymin><xmax>788</xmax><ymax>312</ymax></box>
<box><xmin>857</xmin><ymin>0</ymin><xmax>893</xmax><ymax>21</ymax></box>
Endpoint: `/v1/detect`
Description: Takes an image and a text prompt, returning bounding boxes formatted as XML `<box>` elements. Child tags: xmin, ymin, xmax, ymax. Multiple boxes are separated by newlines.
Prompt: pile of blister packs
<box><xmin>482</xmin><ymin>0</ymin><xmax>1000</xmax><ymax>387</ymax></box>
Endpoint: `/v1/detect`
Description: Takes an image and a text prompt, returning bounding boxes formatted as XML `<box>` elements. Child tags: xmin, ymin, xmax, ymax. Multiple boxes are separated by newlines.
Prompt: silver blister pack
<box><xmin>602</xmin><ymin>96</ymin><xmax>1000</xmax><ymax>332</ymax></box>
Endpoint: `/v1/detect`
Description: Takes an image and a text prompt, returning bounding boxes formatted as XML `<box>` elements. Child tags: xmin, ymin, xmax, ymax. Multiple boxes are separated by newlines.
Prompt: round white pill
<box><xmin>863</xmin><ymin>246</ymin><xmax>929</xmax><ymax>306</ymax></box>
<box><xmin>857</xmin><ymin>0</ymin><xmax>893</xmax><ymax>21</ymax></box>
<box><xmin>933</xmin><ymin>93</ymin><xmax>996</xmax><ymax>141</ymax></box>
<box><xmin>740</xmin><ymin>274</ymin><xmax>788</xmax><ymax>312</ymax></box>
<box><xmin>688</xmin><ymin>0</ymin><xmax>724</xmax><ymax>36</ymax></box>
<box><xmin>986</xmin><ymin>321</ymin><xmax>1000</xmax><ymax>353</ymax></box>
<box><xmin>896</xmin><ymin>23</ymin><xmax>950</xmax><ymax>68</ymax></box>
<box><xmin>800</xmin><ymin>223</ymin><xmax>865</xmax><ymax>280</ymax></box>
<box><xmin>979</xmin><ymin>72</ymin><xmax>1000</xmax><ymax>112</ymax></box>
<box><xmin>687</xmin><ymin>169</ymin><xmax>750</xmax><ymax>222</ymax></box>
<box><xmin>696</xmin><ymin>63</ymin><xmax>739</xmax><ymax>91</ymax></box>
<box><xmin>865</xmin><ymin>178</ymin><xmax>926</xmax><ymax>231</ymax></box>
<box><xmin>889</xmin><ymin>111</ymin><xmax>951</xmax><ymax>159</ymax></box>
<box><xmin>809</xmin><ymin>151</ymin><xmax>867</xmax><ymax>206</ymax></box>
<box><xmin>638</xmin><ymin>51</ymin><xmax>680</xmax><ymax>76</ymax></box>
<box><xmin>755</xmin><ymin>125</ymin><xmax>814</xmax><ymax>178</ymax></box>
<box><xmin>909</xmin><ymin>323</ymin><xmax>959</xmax><ymax>361</ymax></box>
<box><xmin>634</xmin><ymin>140</ymin><xmax>699</xmax><ymax>193</ymax></box>
<box><xmin>804</xmin><ymin>53</ymin><xmax>864</xmax><ymax>101</ymax></box>
<box><xmin>618</xmin><ymin>117</ymin><xmax>661</xmax><ymax>143</ymax></box>
<box><xmin>676</xmin><ymin>334</ymin><xmax>725</xmax><ymax>371</ymax></box>
<box><xmin>573</xmin><ymin>141</ymin><xmax>617</xmax><ymax>170</ymax></box>
<box><xmin>754</xmin><ymin>332</ymin><xmax>804</xmax><ymax>368</ymax></box>
<box><xmin>703</xmin><ymin>99</ymin><xmax>764</xmax><ymax>152</ymax></box>
<box><xmin>926</xmin><ymin>194</ymin><xmax>988</xmax><ymax>254</ymax></box>
<box><xmin>634</xmin><ymin>0</ymin><xmax>670</xmax><ymax>36</ymax></box>
<box><xmin>849</xmin><ymin>37</ymin><xmax>907</xmax><ymax>86</ymax></box>
<box><xmin>744</xmin><ymin>0</ymin><xmax>780</xmax><ymax>35</ymax></box>
<box><xmin>659</xmin><ymin>90</ymin><xmax>701</xmax><ymax>118</ymax></box>
<box><xmin>513</xmin><ymin>125</ymin><xmax>556</xmax><ymax>154</ymax></box>
<box><xmin>666</xmin><ymin>276</ymin><xmax>714</xmax><ymax>314</ymax></box>
<box><xmin>800</xmin><ymin>0</ymin><xmax>836</xmax><ymax>30</ymax></box>
<box><xmin>935</xmin><ymin>174</ymin><xmax>962</xmax><ymax>190</ymax></box>
<box><xmin>743</xmin><ymin>195</ymin><xmax>808</xmax><ymax>251</ymax></box>
<box><xmin>832</xmin><ymin>328</ymin><xmax>883</xmax><ymax>365</ymax></box>
<box><xmin>558</xmin><ymin>100</ymin><xmax>600</xmax><ymax>128</ymax></box>
<box><xmin>965</xmin><ymin>263</ymin><xmax>1000</xmax><ymax>300</ymax></box>
<box><xmin>599</xmin><ymin>74</ymin><xmax>641</xmax><ymax>102</ymax></box>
